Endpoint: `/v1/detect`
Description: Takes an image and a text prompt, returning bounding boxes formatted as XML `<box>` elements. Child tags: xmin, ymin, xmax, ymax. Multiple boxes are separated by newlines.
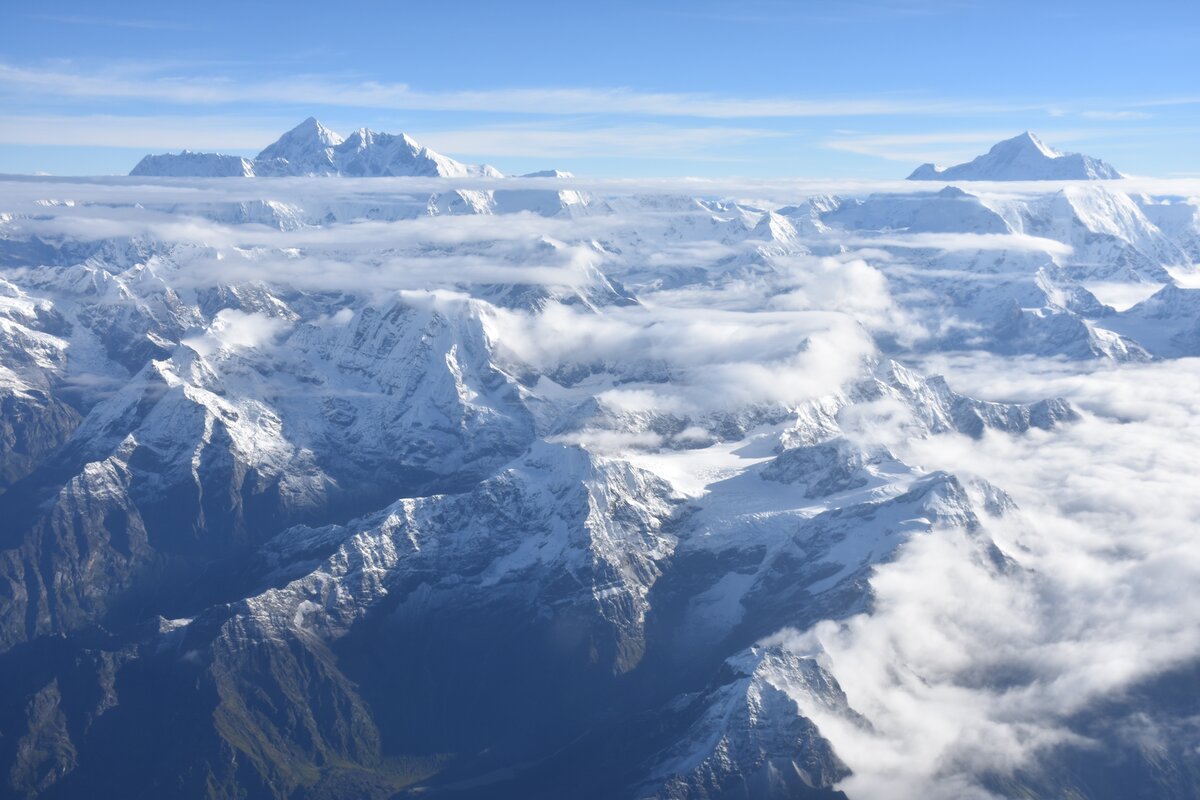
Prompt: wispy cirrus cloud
<box><xmin>23</xmin><ymin>13</ymin><xmax>188</xmax><ymax>30</ymax></box>
<box><xmin>0</xmin><ymin>62</ymin><xmax>1041</xmax><ymax>120</ymax></box>
<box><xmin>1077</xmin><ymin>110</ymin><xmax>1152</xmax><ymax>121</ymax></box>
<box><xmin>664</xmin><ymin>0</ymin><xmax>984</xmax><ymax>24</ymax></box>
<box><xmin>0</xmin><ymin>113</ymin><xmax>789</xmax><ymax>163</ymax></box>
<box><xmin>413</xmin><ymin>124</ymin><xmax>789</xmax><ymax>160</ymax></box>
<box><xmin>0</xmin><ymin>114</ymin><xmax>282</xmax><ymax>150</ymax></box>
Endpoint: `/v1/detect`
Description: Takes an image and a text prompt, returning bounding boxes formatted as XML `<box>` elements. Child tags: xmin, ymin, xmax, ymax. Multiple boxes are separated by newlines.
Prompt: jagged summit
<box><xmin>253</xmin><ymin>116</ymin><xmax>345</xmax><ymax>175</ymax></box>
<box><xmin>129</xmin><ymin>118</ymin><xmax>501</xmax><ymax>178</ymax></box>
<box><xmin>908</xmin><ymin>131</ymin><xmax>1124</xmax><ymax>181</ymax></box>
<box><xmin>1009</xmin><ymin>130</ymin><xmax>1058</xmax><ymax>157</ymax></box>
<box><xmin>261</xmin><ymin>116</ymin><xmax>345</xmax><ymax>153</ymax></box>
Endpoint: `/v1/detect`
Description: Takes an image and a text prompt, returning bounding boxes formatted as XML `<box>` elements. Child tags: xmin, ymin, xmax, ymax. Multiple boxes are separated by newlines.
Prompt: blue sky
<box><xmin>3</xmin><ymin>0</ymin><xmax>1199</xmax><ymax>177</ymax></box>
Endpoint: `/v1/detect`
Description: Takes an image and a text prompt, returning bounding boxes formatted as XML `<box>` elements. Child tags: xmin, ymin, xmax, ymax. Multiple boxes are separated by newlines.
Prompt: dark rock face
<box><xmin>7</xmin><ymin>680</ymin><xmax>77</xmax><ymax>796</ymax></box>
<box><xmin>0</xmin><ymin>390</ymin><xmax>80</xmax><ymax>492</ymax></box>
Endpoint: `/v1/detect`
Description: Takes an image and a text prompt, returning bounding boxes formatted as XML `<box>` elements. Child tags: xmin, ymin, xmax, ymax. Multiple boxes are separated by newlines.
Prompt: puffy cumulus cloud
<box><xmin>183</xmin><ymin>308</ymin><xmax>292</xmax><ymax>356</ymax></box>
<box><xmin>484</xmin><ymin>302</ymin><xmax>876</xmax><ymax>413</ymax></box>
<box><xmin>769</xmin><ymin>256</ymin><xmax>926</xmax><ymax>346</ymax></box>
<box><xmin>773</xmin><ymin>529</ymin><xmax>1077</xmax><ymax>800</ymax></box>
<box><xmin>315</xmin><ymin>307</ymin><xmax>355</xmax><ymax>328</ymax></box>
<box><xmin>594</xmin><ymin>388</ymin><xmax>691</xmax><ymax>415</ymax></box>
<box><xmin>771</xmin><ymin>258</ymin><xmax>892</xmax><ymax>314</ymax></box>
<box><xmin>773</xmin><ymin>356</ymin><xmax>1200</xmax><ymax>799</ymax></box>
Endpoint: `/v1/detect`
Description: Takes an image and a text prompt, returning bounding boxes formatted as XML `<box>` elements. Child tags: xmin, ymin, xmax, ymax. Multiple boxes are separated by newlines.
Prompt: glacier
<box><xmin>1</xmin><ymin>136</ymin><xmax>1200</xmax><ymax>800</ymax></box>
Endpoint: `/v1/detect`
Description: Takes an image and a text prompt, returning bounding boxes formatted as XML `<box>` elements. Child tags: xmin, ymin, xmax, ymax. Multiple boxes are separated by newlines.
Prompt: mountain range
<box><xmin>1</xmin><ymin>144</ymin><xmax>1199</xmax><ymax>800</ymax></box>
<box><xmin>131</xmin><ymin>117</ymin><xmax>505</xmax><ymax>178</ymax></box>
<box><xmin>131</xmin><ymin>124</ymin><xmax>1126</xmax><ymax>184</ymax></box>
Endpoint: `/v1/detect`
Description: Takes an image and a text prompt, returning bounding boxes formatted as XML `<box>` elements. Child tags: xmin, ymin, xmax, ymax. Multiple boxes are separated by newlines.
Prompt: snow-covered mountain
<box><xmin>908</xmin><ymin>132</ymin><xmax>1124</xmax><ymax>181</ymax></box>
<box><xmin>130</xmin><ymin>150</ymin><xmax>255</xmax><ymax>177</ymax></box>
<box><xmin>521</xmin><ymin>169</ymin><xmax>575</xmax><ymax>178</ymax></box>
<box><xmin>251</xmin><ymin>115</ymin><xmax>345</xmax><ymax>175</ymax></box>
<box><xmin>1</xmin><ymin>167</ymin><xmax>1198</xmax><ymax>800</ymax></box>
<box><xmin>128</xmin><ymin>117</ymin><xmax>503</xmax><ymax>178</ymax></box>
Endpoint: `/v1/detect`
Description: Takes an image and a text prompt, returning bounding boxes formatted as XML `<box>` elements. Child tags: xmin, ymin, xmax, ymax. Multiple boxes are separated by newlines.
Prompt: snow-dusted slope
<box><xmin>908</xmin><ymin>132</ymin><xmax>1124</xmax><ymax>181</ymax></box>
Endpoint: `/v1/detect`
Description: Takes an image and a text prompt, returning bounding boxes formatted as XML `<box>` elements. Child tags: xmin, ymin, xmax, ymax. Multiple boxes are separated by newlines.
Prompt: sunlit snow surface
<box><xmin>1</xmin><ymin>172</ymin><xmax>1199</xmax><ymax>799</ymax></box>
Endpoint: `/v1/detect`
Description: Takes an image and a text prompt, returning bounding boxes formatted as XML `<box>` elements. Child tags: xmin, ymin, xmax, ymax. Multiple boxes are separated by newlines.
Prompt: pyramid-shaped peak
<box><xmin>993</xmin><ymin>131</ymin><xmax>1059</xmax><ymax>158</ymax></box>
<box><xmin>256</xmin><ymin>118</ymin><xmax>345</xmax><ymax>165</ymax></box>
<box><xmin>908</xmin><ymin>131</ymin><xmax>1122</xmax><ymax>181</ymax></box>
<box><xmin>341</xmin><ymin>127</ymin><xmax>374</xmax><ymax>146</ymax></box>
<box><xmin>285</xmin><ymin>117</ymin><xmax>344</xmax><ymax>146</ymax></box>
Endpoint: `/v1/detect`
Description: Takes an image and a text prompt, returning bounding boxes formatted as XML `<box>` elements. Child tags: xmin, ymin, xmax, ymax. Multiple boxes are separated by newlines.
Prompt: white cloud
<box><xmin>775</xmin><ymin>356</ymin><xmax>1200</xmax><ymax>799</ymax></box>
<box><xmin>0</xmin><ymin>114</ymin><xmax>283</xmax><ymax>150</ymax></box>
<box><xmin>1079</xmin><ymin>110</ymin><xmax>1152</xmax><ymax>121</ymax></box>
<box><xmin>768</xmin><ymin>256</ymin><xmax>926</xmax><ymax>345</ymax></box>
<box><xmin>0</xmin><ymin>114</ymin><xmax>792</xmax><ymax>163</ymax></box>
<box><xmin>184</xmin><ymin>308</ymin><xmax>292</xmax><ymax>356</ymax></box>
<box><xmin>410</xmin><ymin>124</ymin><xmax>788</xmax><ymax>161</ymax></box>
<box><xmin>0</xmin><ymin>174</ymin><xmax>898</xmax><ymax>418</ymax></box>
<box><xmin>23</xmin><ymin>13</ymin><xmax>187</xmax><ymax>30</ymax></box>
<box><xmin>8</xmin><ymin>172</ymin><xmax>1200</xmax><ymax>215</ymax></box>
<box><xmin>0</xmin><ymin>61</ymin><xmax>1041</xmax><ymax>119</ymax></box>
<box><xmin>486</xmin><ymin>302</ymin><xmax>876</xmax><ymax>411</ymax></box>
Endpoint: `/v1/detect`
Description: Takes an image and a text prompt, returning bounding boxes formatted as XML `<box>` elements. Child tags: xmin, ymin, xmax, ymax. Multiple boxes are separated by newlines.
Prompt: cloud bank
<box><xmin>779</xmin><ymin>356</ymin><xmax>1200</xmax><ymax>799</ymax></box>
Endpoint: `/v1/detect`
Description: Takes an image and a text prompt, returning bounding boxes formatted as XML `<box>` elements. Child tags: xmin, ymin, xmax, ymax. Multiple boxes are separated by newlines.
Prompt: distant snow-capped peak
<box><xmin>520</xmin><ymin>169</ymin><xmax>575</xmax><ymax>178</ymax></box>
<box><xmin>129</xmin><ymin>150</ymin><xmax>256</xmax><ymax>178</ymax></box>
<box><xmin>908</xmin><ymin>131</ymin><xmax>1124</xmax><ymax>181</ymax></box>
<box><xmin>129</xmin><ymin>118</ymin><xmax>501</xmax><ymax>178</ymax></box>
